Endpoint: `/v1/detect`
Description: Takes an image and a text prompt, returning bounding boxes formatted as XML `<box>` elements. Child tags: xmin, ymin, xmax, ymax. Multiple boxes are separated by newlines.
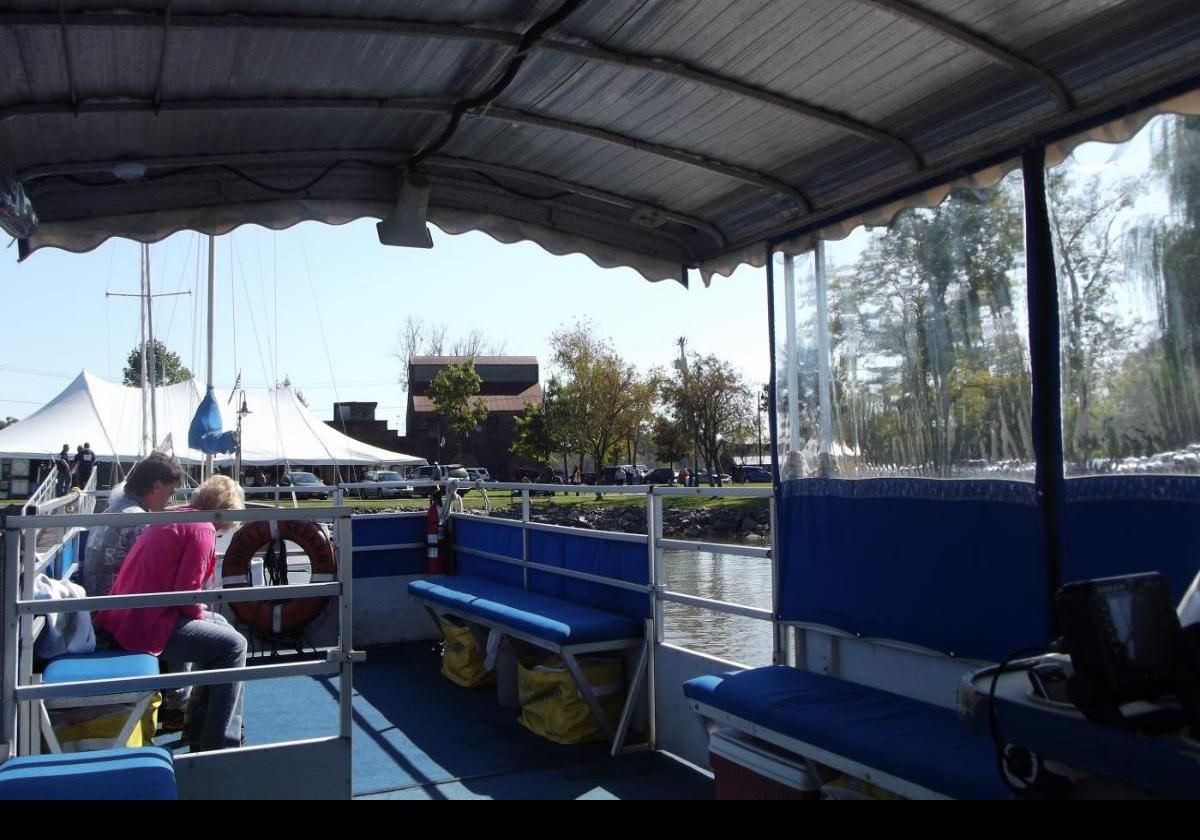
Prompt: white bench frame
<box><xmin>412</xmin><ymin>594</ymin><xmax>650</xmax><ymax>756</ymax></box>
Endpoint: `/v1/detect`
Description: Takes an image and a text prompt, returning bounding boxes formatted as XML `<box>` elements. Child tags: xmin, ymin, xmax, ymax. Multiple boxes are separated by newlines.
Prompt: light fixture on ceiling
<box><xmin>630</xmin><ymin>206</ymin><xmax>666</xmax><ymax>228</ymax></box>
<box><xmin>377</xmin><ymin>174</ymin><xmax>433</xmax><ymax>248</ymax></box>
<box><xmin>111</xmin><ymin>162</ymin><xmax>147</xmax><ymax>182</ymax></box>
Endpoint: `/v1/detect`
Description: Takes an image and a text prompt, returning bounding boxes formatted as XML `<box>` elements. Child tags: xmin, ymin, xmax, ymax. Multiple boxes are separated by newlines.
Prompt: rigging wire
<box><xmin>298</xmin><ymin>231</ymin><xmax>346</xmax><ymax>482</ymax></box>
<box><xmin>229</xmin><ymin>231</ymin><xmax>238</xmax><ymax>383</ymax></box>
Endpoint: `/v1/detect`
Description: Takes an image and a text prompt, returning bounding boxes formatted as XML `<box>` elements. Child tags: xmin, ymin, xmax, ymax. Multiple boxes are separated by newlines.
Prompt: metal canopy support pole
<box><xmin>783</xmin><ymin>253</ymin><xmax>802</xmax><ymax>453</ymax></box>
<box><xmin>766</xmin><ymin>248</ymin><xmax>781</xmax><ymax>486</ymax></box>
<box><xmin>1022</xmin><ymin>146</ymin><xmax>1065</xmax><ymax>638</ymax></box>
<box><xmin>765</xmin><ymin>246</ymin><xmax>788</xmax><ymax>669</ymax></box>
<box><xmin>814</xmin><ymin>239</ymin><xmax>834</xmax><ymax>465</ymax></box>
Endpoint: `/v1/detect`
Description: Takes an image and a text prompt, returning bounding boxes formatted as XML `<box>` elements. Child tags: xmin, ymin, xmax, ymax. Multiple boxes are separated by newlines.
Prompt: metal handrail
<box><xmin>447</xmin><ymin>484</ymin><xmax>776</xmax><ymax>633</ymax></box>
<box><xmin>3</xmin><ymin>501</ymin><xmax>358</xmax><ymax>758</ymax></box>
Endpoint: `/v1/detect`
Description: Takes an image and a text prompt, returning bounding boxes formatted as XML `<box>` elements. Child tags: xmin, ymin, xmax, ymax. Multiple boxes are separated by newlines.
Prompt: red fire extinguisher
<box><xmin>426</xmin><ymin>498</ymin><xmax>444</xmax><ymax>574</ymax></box>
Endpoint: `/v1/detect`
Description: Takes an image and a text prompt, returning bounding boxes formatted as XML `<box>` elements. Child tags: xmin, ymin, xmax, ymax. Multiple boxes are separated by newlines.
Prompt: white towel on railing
<box><xmin>33</xmin><ymin>574</ymin><xmax>96</xmax><ymax>659</ymax></box>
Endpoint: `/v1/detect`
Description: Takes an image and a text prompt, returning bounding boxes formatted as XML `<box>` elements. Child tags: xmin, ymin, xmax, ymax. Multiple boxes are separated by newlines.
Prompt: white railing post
<box><xmin>521</xmin><ymin>488</ymin><xmax>531</xmax><ymax>589</ymax></box>
<box><xmin>770</xmin><ymin>493</ymin><xmax>783</xmax><ymax>665</ymax></box>
<box><xmin>18</xmin><ymin>518</ymin><xmax>37</xmax><ymax>752</ymax></box>
<box><xmin>648</xmin><ymin>490</ymin><xmax>664</xmax><ymax>645</ymax></box>
<box><xmin>336</xmin><ymin>508</ymin><xmax>354</xmax><ymax>742</ymax></box>
<box><xmin>646</xmin><ymin>489</ymin><xmax>662</xmax><ymax>749</ymax></box>
<box><xmin>2</xmin><ymin>523</ymin><xmax>20</xmax><ymax>758</ymax></box>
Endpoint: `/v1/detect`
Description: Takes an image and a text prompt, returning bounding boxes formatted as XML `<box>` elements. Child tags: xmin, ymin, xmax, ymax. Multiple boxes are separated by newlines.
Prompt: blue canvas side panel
<box><xmin>351</xmin><ymin>514</ymin><xmax>427</xmax><ymax>578</ymax></box>
<box><xmin>1062</xmin><ymin>476</ymin><xmax>1200</xmax><ymax>599</ymax></box>
<box><xmin>452</xmin><ymin>517</ymin><xmax>524</xmax><ymax>587</ymax></box>
<box><xmin>777</xmin><ymin>479</ymin><xmax>1049</xmax><ymax>662</ymax></box>
<box><xmin>528</xmin><ymin>530</ymin><xmax>650</xmax><ymax>620</ymax></box>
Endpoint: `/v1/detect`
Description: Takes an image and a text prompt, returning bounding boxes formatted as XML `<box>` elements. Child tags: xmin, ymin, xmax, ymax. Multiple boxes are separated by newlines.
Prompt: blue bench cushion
<box><xmin>43</xmin><ymin>651</ymin><xmax>160</xmax><ymax>683</ymax></box>
<box><xmin>0</xmin><ymin>746</ymin><xmax>176</xmax><ymax>800</ymax></box>
<box><xmin>684</xmin><ymin>666</ymin><xmax>1009</xmax><ymax>800</ymax></box>
<box><xmin>409</xmin><ymin>575</ymin><xmax>642</xmax><ymax>645</ymax></box>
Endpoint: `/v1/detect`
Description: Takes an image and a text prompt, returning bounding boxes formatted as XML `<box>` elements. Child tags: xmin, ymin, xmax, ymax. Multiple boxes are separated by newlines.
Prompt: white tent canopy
<box><xmin>0</xmin><ymin>371</ymin><xmax>424</xmax><ymax>467</ymax></box>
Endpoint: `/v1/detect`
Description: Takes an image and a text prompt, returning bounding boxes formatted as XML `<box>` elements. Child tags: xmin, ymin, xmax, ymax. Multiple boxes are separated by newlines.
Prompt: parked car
<box><xmin>410</xmin><ymin>464</ymin><xmax>471</xmax><ymax>496</ymax></box>
<box><xmin>466</xmin><ymin>467</ymin><xmax>494</xmax><ymax>483</ymax></box>
<box><xmin>598</xmin><ymin>466</ymin><xmax>630</xmax><ymax>485</ymax></box>
<box><xmin>740</xmin><ymin>466</ymin><xmax>772</xmax><ymax>483</ymax></box>
<box><xmin>360</xmin><ymin>470</ymin><xmax>414</xmax><ymax>499</ymax></box>
<box><xmin>644</xmin><ymin>468</ymin><xmax>677</xmax><ymax>485</ymax></box>
<box><xmin>279</xmin><ymin>471</ymin><xmax>330</xmax><ymax>499</ymax></box>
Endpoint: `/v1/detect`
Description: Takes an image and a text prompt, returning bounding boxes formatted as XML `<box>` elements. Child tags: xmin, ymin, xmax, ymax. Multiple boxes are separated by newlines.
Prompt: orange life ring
<box><xmin>221</xmin><ymin>519</ymin><xmax>335</xmax><ymax>639</ymax></box>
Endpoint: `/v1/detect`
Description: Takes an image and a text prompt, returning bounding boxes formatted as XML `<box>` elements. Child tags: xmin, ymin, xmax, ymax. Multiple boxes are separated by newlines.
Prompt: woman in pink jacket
<box><xmin>96</xmin><ymin>475</ymin><xmax>246</xmax><ymax>751</ymax></box>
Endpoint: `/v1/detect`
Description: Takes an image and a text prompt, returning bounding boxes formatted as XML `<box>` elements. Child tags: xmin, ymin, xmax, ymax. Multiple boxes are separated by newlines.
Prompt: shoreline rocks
<box><xmin>455</xmin><ymin>501</ymin><xmax>770</xmax><ymax>541</ymax></box>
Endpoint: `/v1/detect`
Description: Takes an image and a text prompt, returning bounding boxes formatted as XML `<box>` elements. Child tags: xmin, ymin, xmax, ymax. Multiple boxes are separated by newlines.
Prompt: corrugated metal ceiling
<box><xmin>2</xmin><ymin>0</ymin><xmax>1199</xmax><ymax>281</ymax></box>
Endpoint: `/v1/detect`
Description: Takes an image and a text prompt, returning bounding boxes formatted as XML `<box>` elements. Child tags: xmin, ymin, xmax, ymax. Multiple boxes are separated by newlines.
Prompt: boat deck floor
<box><xmin>157</xmin><ymin>641</ymin><xmax>713</xmax><ymax>800</ymax></box>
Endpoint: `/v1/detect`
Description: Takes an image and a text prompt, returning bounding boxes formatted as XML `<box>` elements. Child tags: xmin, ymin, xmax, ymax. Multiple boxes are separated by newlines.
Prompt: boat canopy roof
<box><xmin>4</xmin><ymin>1</ymin><xmax>1199</xmax><ymax>281</ymax></box>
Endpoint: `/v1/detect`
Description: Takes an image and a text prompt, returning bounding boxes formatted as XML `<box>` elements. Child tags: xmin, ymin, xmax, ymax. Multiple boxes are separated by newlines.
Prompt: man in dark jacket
<box><xmin>73</xmin><ymin>442</ymin><xmax>96</xmax><ymax>488</ymax></box>
<box><xmin>54</xmin><ymin>444</ymin><xmax>72</xmax><ymax>495</ymax></box>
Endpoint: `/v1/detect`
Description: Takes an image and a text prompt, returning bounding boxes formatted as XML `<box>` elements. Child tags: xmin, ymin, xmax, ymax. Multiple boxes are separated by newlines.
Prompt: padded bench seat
<box><xmin>35</xmin><ymin>650</ymin><xmax>163</xmax><ymax>754</ymax></box>
<box><xmin>43</xmin><ymin>650</ymin><xmax>160</xmax><ymax>684</ymax></box>
<box><xmin>684</xmin><ymin>666</ymin><xmax>1009</xmax><ymax>800</ymax></box>
<box><xmin>0</xmin><ymin>746</ymin><xmax>176</xmax><ymax>800</ymax></box>
<box><xmin>408</xmin><ymin>575</ymin><xmax>642</xmax><ymax>645</ymax></box>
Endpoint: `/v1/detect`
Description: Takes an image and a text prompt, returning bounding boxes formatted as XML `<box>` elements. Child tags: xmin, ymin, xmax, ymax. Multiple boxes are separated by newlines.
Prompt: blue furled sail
<box><xmin>188</xmin><ymin>385</ymin><xmax>238</xmax><ymax>454</ymax></box>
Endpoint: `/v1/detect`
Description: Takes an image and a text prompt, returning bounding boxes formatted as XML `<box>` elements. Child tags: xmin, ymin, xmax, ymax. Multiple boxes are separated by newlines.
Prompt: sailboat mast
<box><xmin>139</xmin><ymin>253</ymin><xmax>149</xmax><ymax>457</ymax></box>
<box><xmin>145</xmin><ymin>244</ymin><xmax>159</xmax><ymax>447</ymax></box>
<box><xmin>205</xmin><ymin>234</ymin><xmax>216</xmax><ymax>478</ymax></box>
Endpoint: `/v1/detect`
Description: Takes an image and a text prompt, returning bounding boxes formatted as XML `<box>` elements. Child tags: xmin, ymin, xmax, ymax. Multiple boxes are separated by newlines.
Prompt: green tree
<box><xmin>1125</xmin><ymin>114</ymin><xmax>1200</xmax><ymax>450</ymax></box>
<box><xmin>652</xmin><ymin>415</ymin><xmax>688</xmax><ymax>467</ymax></box>
<box><xmin>1049</xmin><ymin>169</ymin><xmax>1140</xmax><ymax>462</ymax></box>
<box><xmin>549</xmin><ymin>322</ymin><xmax>653</xmax><ymax>475</ymax></box>
<box><xmin>834</xmin><ymin>175</ymin><xmax>1031</xmax><ymax>473</ymax></box>
<box><xmin>511</xmin><ymin>377</ymin><xmax>580</xmax><ymax>475</ymax></box>
<box><xmin>122</xmin><ymin>340</ymin><xmax>193</xmax><ymax>386</ymax></box>
<box><xmin>664</xmin><ymin>352</ymin><xmax>752</xmax><ymax>485</ymax></box>
<box><xmin>511</xmin><ymin>401</ymin><xmax>551</xmax><ymax>466</ymax></box>
<box><xmin>428</xmin><ymin>360</ymin><xmax>489</xmax><ymax>460</ymax></box>
<box><xmin>621</xmin><ymin>371</ymin><xmax>663</xmax><ymax>469</ymax></box>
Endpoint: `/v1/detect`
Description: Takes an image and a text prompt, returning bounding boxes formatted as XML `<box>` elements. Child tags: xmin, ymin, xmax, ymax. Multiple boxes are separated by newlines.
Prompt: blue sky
<box><xmin>0</xmin><ymin>219</ymin><xmax>770</xmax><ymax>431</ymax></box>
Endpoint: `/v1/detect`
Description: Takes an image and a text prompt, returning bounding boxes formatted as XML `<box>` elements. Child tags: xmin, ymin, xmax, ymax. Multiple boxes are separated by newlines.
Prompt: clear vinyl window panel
<box><xmin>779</xmin><ymin>170</ymin><xmax>1034</xmax><ymax>480</ymax></box>
<box><xmin>1049</xmin><ymin>113</ymin><xmax>1200</xmax><ymax>477</ymax></box>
